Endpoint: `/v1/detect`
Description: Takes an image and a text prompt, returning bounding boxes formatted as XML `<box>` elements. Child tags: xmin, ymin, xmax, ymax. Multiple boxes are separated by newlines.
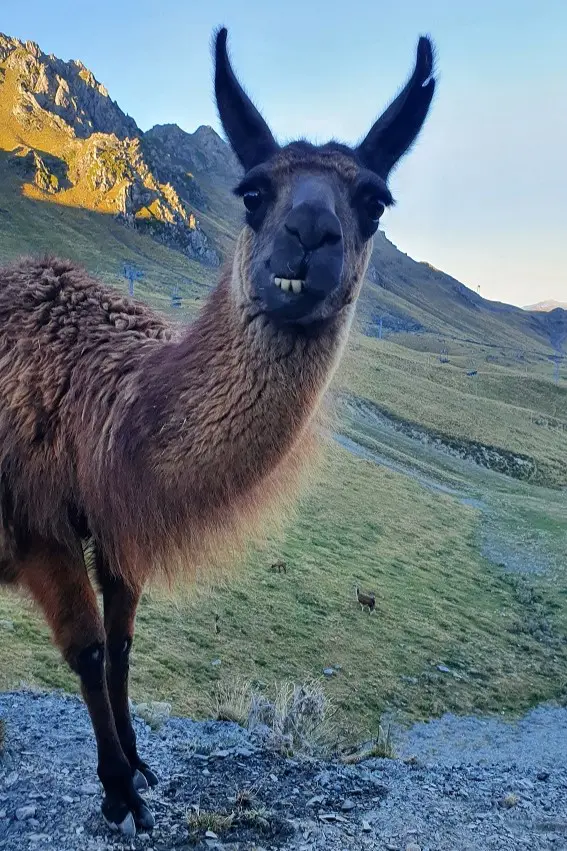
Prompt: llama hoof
<box><xmin>133</xmin><ymin>769</ymin><xmax>148</xmax><ymax>792</ymax></box>
<box><xmin>137</xmin><ymin>761</ymin><xmax>159</xmax><ymax>787</ymax></box>
<box><xmin>101</xmin><ymin>799</ymin><xmax>137</xmax><ymax>837</ymax></box>
<box><xmin>136</xmin><ymin>802</ymin><xmax>155</xmax><ymax>831</ymax></box>
<box><xmin>101</xmin><ymin>793</ymin><xmax>155</xmax><ymax>835</ymax></box>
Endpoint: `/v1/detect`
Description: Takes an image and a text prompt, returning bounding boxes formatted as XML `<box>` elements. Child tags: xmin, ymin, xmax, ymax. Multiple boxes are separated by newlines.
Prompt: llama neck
<box><xmin>134</xmin><ymin>271</ymin><xmax>352</xmax><ymax>512</ymax></box>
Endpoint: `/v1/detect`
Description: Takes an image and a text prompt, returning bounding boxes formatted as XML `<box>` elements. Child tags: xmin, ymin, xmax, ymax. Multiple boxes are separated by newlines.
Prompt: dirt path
<box><xmin>335</xmin><ymin>399</ymin><xmax>567</xmax><ymax>579</ymax></box>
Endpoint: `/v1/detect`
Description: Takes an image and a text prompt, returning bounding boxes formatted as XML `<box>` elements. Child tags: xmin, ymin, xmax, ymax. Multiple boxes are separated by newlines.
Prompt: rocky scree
<box><xmin>1</xmin><ymin>691</ymin><xmax>567</xmax><ymax>850</ymax></box>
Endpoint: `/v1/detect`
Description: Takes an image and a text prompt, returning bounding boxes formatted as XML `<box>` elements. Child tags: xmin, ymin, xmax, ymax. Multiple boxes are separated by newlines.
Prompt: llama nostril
<box><xmin>284</xmin><ymin>223</ymin><xmax>303</xmax><ymax>245</ymax></box>
<box><xmin>324</xmin><ymin>227</ymin><xmax>342</xmax><ymax>246</ymax></box>
<box><xmin>284</xmin><ymin>203</ymin><xmax>342</xmax><ymax>252</ymax></box>
<box><xmin>285</xmin><ymin>221</ymin><xmax>340</xmax><ymax>252</ymax></box>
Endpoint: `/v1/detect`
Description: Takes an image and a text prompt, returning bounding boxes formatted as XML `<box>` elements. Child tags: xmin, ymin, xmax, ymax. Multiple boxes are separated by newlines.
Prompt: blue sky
<box><xmin>2</xmin><ymin>0</ymin><xmax>566</xmax><ymax>306</ymax></box>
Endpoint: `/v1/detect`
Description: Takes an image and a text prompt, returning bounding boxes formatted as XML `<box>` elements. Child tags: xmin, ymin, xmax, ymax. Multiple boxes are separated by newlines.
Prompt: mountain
<box><xmin>0</xmin><ymin>32</ymin><xmax>565</xmax><ymax>358</ymax></box>
<box><xmin>0</xmin><ymin>33</ymin><xmax>236</xmax><ymax>266</ymax></box>
<box><xmin>361</xmin><ymin>233</ymin><xmax>567</xmax><ymax>355</ymax></box>
<box><xmin>0</xmin><ymin>35</ymin><xmax>138</xmax><ymax>138</ymax></box>
<box><xmin>523</xmin><ymin>300</ymin><xmax>567</xmax><ymax>312</ymax></box>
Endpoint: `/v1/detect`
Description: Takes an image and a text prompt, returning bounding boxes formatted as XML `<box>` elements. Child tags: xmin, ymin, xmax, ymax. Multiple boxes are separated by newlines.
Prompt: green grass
<box><xmin>2</xmin><ymin>440</ymin><xmax>566</xmax><ymax>739</ymax></box>
<box><xmin>338</xmin><ymin>335</ymin><xmax>567</xmax><ymax>487</ymax></box>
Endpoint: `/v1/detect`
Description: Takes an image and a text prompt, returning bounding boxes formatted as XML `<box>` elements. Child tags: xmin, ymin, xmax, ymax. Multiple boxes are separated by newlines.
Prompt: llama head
<box><xmin>214</xmin><ymin>28</ymin><xmax>435</xmax><ymax>329</ymax></box>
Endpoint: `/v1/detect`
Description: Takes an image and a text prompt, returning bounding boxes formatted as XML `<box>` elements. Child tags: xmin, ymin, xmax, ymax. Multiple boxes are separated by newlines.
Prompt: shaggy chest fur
<box><xmin>0</xmin><ymin>257</ymin><xmax>348</xmax><ymax>584</ymax></box>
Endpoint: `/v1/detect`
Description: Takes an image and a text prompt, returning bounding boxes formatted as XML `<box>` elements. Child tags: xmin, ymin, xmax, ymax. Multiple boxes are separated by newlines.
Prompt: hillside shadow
<box><xmin>0</xmin><ymin>152</ymin><xmax>216</xmax><ymax>306</ymax></box>
<box><xmin>5</xmin><ymin>144</ymin><xmax>71</xmax><ymax>192</ymax></box>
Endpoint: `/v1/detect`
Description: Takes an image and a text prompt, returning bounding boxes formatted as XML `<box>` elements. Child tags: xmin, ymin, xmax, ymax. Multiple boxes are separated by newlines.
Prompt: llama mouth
<box><xmin>273</xmin><ymin>276</ymin><xmax>305</xmax><ymax>294</ymax></box>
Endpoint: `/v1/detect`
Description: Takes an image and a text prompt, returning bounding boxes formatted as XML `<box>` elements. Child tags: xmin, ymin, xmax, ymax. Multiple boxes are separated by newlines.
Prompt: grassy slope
<box><xmin>1</xmin><ymin>440</ymin><xmax>566</xmax><ymax>739</ymax></box>
<box><xmin>338</xmin><ymin>336</ymin><xmax>567</xmax><ymax>487</ymax></box>
<box><xmin>365</xmin><ymin>233</ymin><xmax>561</xmax><ymax>356</ymax></box>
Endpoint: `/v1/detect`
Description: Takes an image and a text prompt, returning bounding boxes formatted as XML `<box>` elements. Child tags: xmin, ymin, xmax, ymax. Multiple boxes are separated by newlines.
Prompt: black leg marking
<box><xmin>98</xmin><ymin>561</ymin><xmax>159</xmax><ymax>790</ymax></box>
<box><xmin>71</xmin><ymin>642</ymin><xmax>155</xmax><ymax>834</ymax></box>
<box><xmin>72</xmin><ymin>642</ymin><xmax>106</xmax><ymax>687</ymax></box>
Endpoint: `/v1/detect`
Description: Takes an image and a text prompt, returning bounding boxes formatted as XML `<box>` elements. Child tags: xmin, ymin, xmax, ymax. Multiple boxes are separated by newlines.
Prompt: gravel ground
<box><xmin>1</xmin><ymin>691</ymin><xmax>567</xmax><ymax>850</ymax></box>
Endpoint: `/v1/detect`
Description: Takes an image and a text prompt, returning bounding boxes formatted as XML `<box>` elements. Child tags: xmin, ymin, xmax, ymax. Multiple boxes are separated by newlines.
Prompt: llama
<box><xmin>0</xmin><ymin>27</ymin><xmax>435</xmax><ymax>835</ymax></box>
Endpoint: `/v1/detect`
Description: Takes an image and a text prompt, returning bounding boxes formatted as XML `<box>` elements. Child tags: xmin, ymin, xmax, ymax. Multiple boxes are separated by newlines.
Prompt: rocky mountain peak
<box><xmin>0</xmin><ymin>32</ymin><xmax>222</xmax><ymax>267</ymax></box>
<box><xmin>523</xmin><ymin>300</ymin><xmax>567</xmax><ymax>313</ymax></box>
<box><xmin>0</xmin><ymin>34</ymin><xmax>20</xmax><ymax>62</ymax></box>
<box><xmin>0</xmin><ymin>32</ymin><xmax>138</xmax><ymax>139</ymax></box>
<box><xmin>146</xmin><ymin>122</ymin><xmax>241</xmax><ymax>180</ymax></box>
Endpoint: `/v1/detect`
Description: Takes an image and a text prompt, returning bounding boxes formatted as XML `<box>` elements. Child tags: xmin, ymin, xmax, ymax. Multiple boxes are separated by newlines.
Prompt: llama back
<box><xmin>0</xmin><ymin>256</ymin><xmax>173</xmax><ymax>566</ymax></box>
<box><xmin>0</xmin><ymin>256</ymin><xmax>172</xmax><ymax>340</ymax></box>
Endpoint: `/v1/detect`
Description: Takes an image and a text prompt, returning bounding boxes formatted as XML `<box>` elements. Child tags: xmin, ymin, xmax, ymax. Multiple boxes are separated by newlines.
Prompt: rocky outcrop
<box><xmin>135</xmin><ymin>215</ymin><xmax>220</xmax><ymax>266</ymax></box>
<box><xmin>142</xmin><ymin>123</ymin><xmax>242</xmax><ymax>222</ymax></box>
<box><xmin>145</xmin><ymin>122</ymin><xmax>241</xmax><ymax>180</ymax></box>
<box><xmin>8</xmin><ymin>147</ymin><xmax>68</xmax><ymax>193</ymax></box>
<box><xmin>1</xmin><ymin>35</ymin><xmax>138</xmax><ymax>139</ymax></box>
<box><xmin>77</xmin><ymin>137</ymin><xmax>221</xmax><ymax>265</ymax></box>
<box><xmin>0</xmin><ymin>33</ymin><xmax>220</xmax><ymax>266</ymax></box>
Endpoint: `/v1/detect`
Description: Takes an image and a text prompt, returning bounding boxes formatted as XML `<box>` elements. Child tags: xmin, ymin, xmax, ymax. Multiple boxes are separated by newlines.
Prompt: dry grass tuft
<box><xmin>248</xmin><ymin>679</ymin><xmax>337</xmax><ymax>756</ymax></box>
<box><xmin>211</xmin><ymin>677</ymin><xmax>337</xmax><ymax>756</ymax></box>
<box><xmin>341</xmin><ymin>721</ymin><xmax>396</xmax><ymax>763</ymax></box>
<box><xmin>187</xmin><ymin>805</ymin><xmax>234</xmax><ymax>835</ymax></box>
<box><xmin>212</xmin><ymin>677</ymin><xmax>255</xmax><ymax>726</ymax></box>
<box><xmin>230</xmin><ymin>777</ymin><xmax>266</xmax><ymax>813</ymax></box>
<box><xmin>187</xmin><ymin>782</ymin><xmax>273</xmax><ymax>839</ymax></box>
<box><xmin>133</xmin><ymin>700</ymin><xmax>171</xmax><ymax>731</ymax></box>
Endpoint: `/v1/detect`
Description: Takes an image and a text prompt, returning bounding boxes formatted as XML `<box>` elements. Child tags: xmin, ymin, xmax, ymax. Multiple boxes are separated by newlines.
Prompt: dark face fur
<box><xmin>214</xmin><ymin>28</ymin><xmax>435</xmax><ymax>328</ymax></box>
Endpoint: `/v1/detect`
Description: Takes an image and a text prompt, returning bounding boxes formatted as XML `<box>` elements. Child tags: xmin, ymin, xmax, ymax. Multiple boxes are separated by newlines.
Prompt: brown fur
<box><xmin>0</xmin><ymin>235</ymin><xmax>360</xmax><ymax>594</ymax></box>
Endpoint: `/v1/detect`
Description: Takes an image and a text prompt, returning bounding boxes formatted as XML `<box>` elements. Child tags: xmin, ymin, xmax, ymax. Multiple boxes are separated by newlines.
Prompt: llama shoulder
<box><xmin>0</xmin><ymin>256</ymin><xmax>172</xmax><ymax>343</ymax></box>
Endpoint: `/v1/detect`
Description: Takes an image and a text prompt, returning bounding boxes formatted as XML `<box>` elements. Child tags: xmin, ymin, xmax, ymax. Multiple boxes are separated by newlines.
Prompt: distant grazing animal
<box><xmin>0</xmin><ymin>27</ymin><xmax>435</xmax><ymax>836</ymax></box>
<box><xmin>355</xmin><ymin>586</ymin><xmax>377</xmax><ymax>613</ymax></box>
<box><xmin>270</xmin><ymin>560</ymin><xmax>287</xmax><ymax>574</ymax></box>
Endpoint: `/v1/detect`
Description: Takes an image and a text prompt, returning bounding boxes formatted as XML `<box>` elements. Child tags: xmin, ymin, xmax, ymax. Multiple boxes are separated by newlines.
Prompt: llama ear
<box><xmin>214</xmin><ymin>27</ymin><xmax>279</xmax><ymax>171</ymax></box>
<box><xmin>356</xmin><ymin>36</ymin><xmax>436</xmax><ymax>180</ymax></box>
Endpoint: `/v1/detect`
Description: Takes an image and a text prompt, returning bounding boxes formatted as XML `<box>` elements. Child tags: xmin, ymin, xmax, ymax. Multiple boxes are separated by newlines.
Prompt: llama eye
<box><xmin>243</xmin><ymin>189</ymin><xmax>263</xmax><ymax>212</ymax></box>
<box><xmin>364</xmin><ymin>196</ymin><xmax>385</xmax><ymax>223</ymax></box>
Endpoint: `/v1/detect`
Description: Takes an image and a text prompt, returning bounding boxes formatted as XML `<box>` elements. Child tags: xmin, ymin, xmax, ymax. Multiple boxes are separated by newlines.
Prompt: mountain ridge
<box><xmin>0</xmin><ymin>32</ymin><xmax>227</xmax><ymax>266</ymax></box>
<box><xmin>0</xmin><ymin>31</ymin><xmax>565</xmax><ymax>356</ymax></box>
<box><xmin>523</xmin><ymin>299</ymin><xmax>567</xmax><ymax>313</ymax></box>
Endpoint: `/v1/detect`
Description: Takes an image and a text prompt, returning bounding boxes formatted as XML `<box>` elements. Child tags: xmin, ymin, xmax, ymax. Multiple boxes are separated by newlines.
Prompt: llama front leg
<box><xmin>97</xmin><ymin>559</ymin><xmax>158</xmax><ymax>789</ymax></box>
<box><xmin>20</xmin><ymin>541</ymin><xmax>154</xmax><ymax>836</ymax></box>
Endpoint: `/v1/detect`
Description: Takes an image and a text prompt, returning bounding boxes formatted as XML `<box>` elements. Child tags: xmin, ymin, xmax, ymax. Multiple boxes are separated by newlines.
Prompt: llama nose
<box><xmin>284</xmin><ymin>202</ymin><xmax>342</xmax><ymax>252</ymax></box>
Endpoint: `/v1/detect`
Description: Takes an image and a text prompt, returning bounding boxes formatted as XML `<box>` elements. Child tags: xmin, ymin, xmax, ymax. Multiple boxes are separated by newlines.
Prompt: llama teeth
<box><xmin>273</xmin><ymin>277</ymin><xmax>304</xmax><ymax>293</ymax></box>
